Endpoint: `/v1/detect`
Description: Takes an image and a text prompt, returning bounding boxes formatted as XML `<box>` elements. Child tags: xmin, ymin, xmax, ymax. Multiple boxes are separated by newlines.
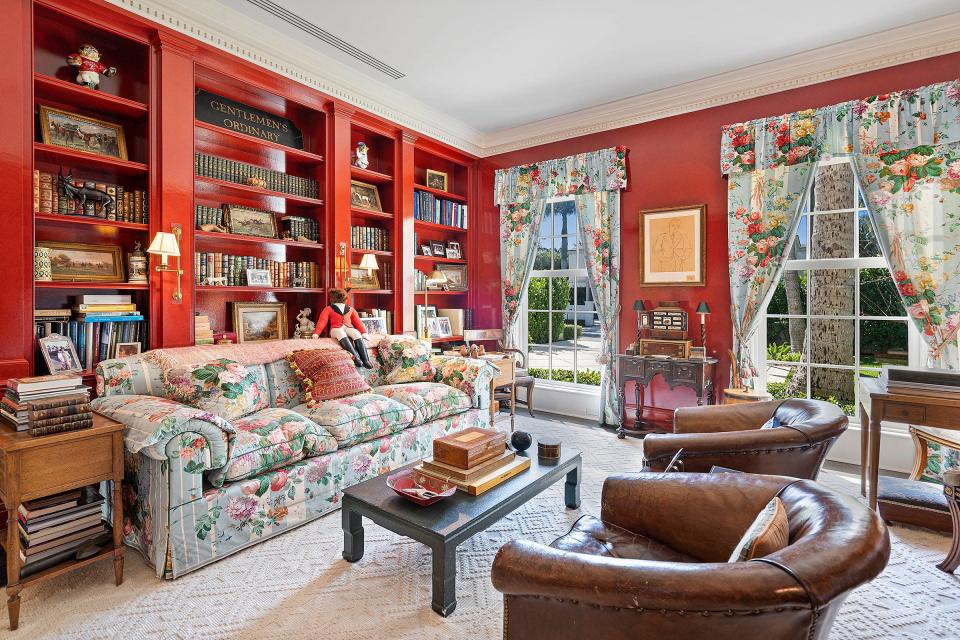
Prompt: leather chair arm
<box><xmin>644</xmin><ymin>428</ymin><xmax>815</xmax><ymax>468</ymax></box>
<box><xmin>673</xmin><ymin>402</ymin><xmax>780</xmax><ymax>433</ymax></box>
<box><xmin>491</xmin><ymin>540</ymin><xmax>807</xmax><ymax>611</ymax></box>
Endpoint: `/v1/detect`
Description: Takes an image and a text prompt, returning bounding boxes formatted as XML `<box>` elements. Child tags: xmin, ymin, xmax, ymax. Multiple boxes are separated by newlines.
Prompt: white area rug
<box><xmin>8</xmin><ymin>415</ymin><xmax>960</xmax><ymax>639</ymax></box>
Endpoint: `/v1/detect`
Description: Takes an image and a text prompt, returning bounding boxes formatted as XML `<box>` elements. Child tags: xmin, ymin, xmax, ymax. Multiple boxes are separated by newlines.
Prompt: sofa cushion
<box><xmin>729</xmin><ymin>497</ymin><xmax>789</xmax><ymax>562</ymax></box>
<box><xmin>551</xmin><ymin>514</ymin><xmax>696</xmax><ymax>563</ymax></box>
<box><xmin>287</xmin><ymin>349</ymin><xmax>371</xmax><ymax>405</ymax></box>
<box><xmin>163</xmin><ymin>358</ymin><xmax>268</xmax><ymax>421</ymax></box>
<box><xmin>263</xmin><ymin>358</ymin><xmax>306</xmax><ymax>409</ymax></box>
<box><xmin>377</xmin><ymin>335</ymin><xmax>436</xmax><ymax>384</ymax></box>
<box><xmin>292</xmin><ymin>393</ymin><xmax>414</xmax><ymax>447</ymax></box>
<box><xmin>373</xmin><ymin>382</ymin><xmax>472</xmax><ymax>426</ymax></box>
<box><xmin>209</xmin><ymin>407</ymin><xmax>337</xmax><ymax>486</ymax></box>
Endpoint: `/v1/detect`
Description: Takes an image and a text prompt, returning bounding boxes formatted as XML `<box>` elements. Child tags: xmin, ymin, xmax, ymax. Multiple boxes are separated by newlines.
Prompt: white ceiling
<box><xmin>225</xmin><ymin>0</ymin><xmax>957</xmax><ymax>134</ymax></box>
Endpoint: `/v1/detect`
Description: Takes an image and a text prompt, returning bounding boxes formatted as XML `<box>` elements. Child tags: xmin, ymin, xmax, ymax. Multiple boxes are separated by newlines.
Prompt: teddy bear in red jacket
<box><xmin>311</xmin><ymin>288</ymin><xmax>373</xmax><ymax>368</ymax></box>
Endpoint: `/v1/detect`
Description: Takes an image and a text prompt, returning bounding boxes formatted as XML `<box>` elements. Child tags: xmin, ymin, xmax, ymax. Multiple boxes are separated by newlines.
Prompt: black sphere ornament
<box><xmin>510</xmin><ymin>431</ymin><xmax>533</xmax><ymax>453</ymax></box>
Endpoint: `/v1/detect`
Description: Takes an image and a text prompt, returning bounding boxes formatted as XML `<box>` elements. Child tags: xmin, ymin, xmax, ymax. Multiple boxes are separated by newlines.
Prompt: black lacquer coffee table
<box><xmin>341</xmin><ymin>449</ymin><xmax>582</xmax><ymax>616</ymax></box>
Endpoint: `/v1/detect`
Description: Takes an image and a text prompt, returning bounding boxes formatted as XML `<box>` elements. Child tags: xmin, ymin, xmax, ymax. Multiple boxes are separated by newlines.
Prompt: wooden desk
<box><xmin>859</xmin><ymin>378</ymin><xmax>960</xmax><ymax>510</ymax></box>
<box><xmin>0</xmin><ymin>412</ymin><xmax>125</xmax><ymax>630</ymax></box>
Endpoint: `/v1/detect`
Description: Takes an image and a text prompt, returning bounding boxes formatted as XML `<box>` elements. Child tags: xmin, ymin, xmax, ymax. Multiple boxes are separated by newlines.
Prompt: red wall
<box><xmin>478</xmin><ymin>52</ymin><xmax>960</xmax><ymax>422</ymax></box>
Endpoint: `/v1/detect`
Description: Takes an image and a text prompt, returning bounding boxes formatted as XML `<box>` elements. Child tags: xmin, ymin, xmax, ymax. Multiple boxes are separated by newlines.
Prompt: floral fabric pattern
<box><xmin>262</xmin><ymin>358</ymin><xmax>305</xmax><ymax>408</ymax></box>
<box><xmin>919</xmin><ymin>438</ymin><xmax>960</xmax><ymax>484</ymax></box>
<box><xmin>500</xmin><ymin>199</ymin><xmax>549</xmax><ymax>348</ymax></box>
<box><xmin>430</xmin><ymin>355</ymin><xmax>498</xmax><ymax>408</ymax></box>
<box><xmin>96</xmin><ymin>356</ymin><xmax>164</xmax><ymax>398</ymax></box>
<box><xmin>291</xmin><ymin>393</ymin><xmax>413</xmax><ymax>447</ymax></box>
<box><xmin>377</xmin><ymin>335</ymin><xmax>436</xmax><ymax>384</ymax></box>
<box><xmin>163</xmin><ymin>358</ymin><xmax>268</xmax><ymax>421</ymax></box>
<box><xmin>374</xmin><ymin>382</ymin><xmax>472</xmax><ymax>425</ymax></box>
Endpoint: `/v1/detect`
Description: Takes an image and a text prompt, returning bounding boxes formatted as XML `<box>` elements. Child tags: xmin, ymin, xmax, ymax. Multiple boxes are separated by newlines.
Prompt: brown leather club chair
<box><xmin>492</xmin><ymin>472</ymin><xmax>890</xmax><ymax>640</ymax></box>
<box><xmin>643</xmin><ymin>398</ymin><xmax>847</xmax><ymax>479</ymax></box>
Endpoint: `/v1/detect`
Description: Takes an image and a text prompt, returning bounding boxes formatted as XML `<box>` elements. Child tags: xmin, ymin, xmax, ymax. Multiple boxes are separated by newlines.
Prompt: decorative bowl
<box><xmin>386</xmin><ymin>469</ymin><xmax>457</xmax><ymax>506</ymax></box>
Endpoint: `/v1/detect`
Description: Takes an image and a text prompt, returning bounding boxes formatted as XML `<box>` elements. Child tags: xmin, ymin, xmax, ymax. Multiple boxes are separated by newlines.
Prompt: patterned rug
<box><xmin>9</xmin><ymin>414</ymin><xmax>960</xmax><ymax>639</ymax></box>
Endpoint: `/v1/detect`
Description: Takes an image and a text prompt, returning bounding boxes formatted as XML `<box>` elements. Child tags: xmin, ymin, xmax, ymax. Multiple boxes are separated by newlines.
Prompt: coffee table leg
<box><xmin>565</xmin><ymin>463</ymin><xmax>581</xmax><ymax>509</ymax></box>
<box><xmin>342</xmin><ymin>507</ymin><xmax>364</xmax><ymax>562</ymax></box>
<box><xmin>431</xmin><ymin>543</ymin><xmax>457</xmax><ymax>617</ymax></box>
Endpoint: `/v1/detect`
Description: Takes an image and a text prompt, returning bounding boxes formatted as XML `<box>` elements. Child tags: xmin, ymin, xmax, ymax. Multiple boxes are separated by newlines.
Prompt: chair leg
<box><xmin>525</xmin><ymin>383</ymin><xmax>535</xmax><ymax>418</ymax></box>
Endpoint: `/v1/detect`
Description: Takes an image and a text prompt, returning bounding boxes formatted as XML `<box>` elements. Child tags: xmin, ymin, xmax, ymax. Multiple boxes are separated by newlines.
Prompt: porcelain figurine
<box><xmin>353</xmin><ymin>141</ymin><xmax>369</xmax><ymax>169</ymax></box>
<box><xmin>127</xmin><ymin>242</ymin><xmax>148</xmax><ymax>283</ymax></box>
<box><xmin>66</xmin><ymin>44</ymin><xmax>117</xmax><ymax>90</ymax></box>
<box><xmin>293</xmin><ymin>307</ymin><xmax>316</xmax><ymax>339</ymax></box>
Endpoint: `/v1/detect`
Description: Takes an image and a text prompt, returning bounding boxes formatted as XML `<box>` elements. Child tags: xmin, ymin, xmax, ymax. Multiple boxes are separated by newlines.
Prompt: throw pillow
<box><xmin>287</xmin><ymin>348</ymin><xmax>371</xmax><ymax>406</ymax></box>
<box><xmin>760</xmin><ymin>415</ymin><xmax>781</xmax><ymax>429</ymax></box>
<box><xmin>163</xmin><ymin>358</ymin><xmax>268</xmax><ymax>421</ymax></box>
<box><xmin>728</xmin><ymin>496</ymin><xmax>789</xmax><ymax>562</ymax></box>
<box><xmin>377</xmin><ymin>335</ymin><xmax>436</xmax><ymax>384</ymax></box>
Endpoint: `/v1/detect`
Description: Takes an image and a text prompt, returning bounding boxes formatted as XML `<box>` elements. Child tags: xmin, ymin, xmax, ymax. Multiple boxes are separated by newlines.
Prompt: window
<box><xmin>518</xmin><ymin>197</ymin><xmax>602</xmax><ymax>387</ymax></box>
<box><xmin>758</xmin><ymin>158</ymin><xmax>920</xmax><ymax>415</ymax></box>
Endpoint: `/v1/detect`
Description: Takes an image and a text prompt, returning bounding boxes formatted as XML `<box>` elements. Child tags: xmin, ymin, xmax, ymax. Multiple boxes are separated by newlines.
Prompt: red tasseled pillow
<box><xmin>287</xmin><ymin>348</ymin><xmax>371</xmax><ymax>406</ymax></box>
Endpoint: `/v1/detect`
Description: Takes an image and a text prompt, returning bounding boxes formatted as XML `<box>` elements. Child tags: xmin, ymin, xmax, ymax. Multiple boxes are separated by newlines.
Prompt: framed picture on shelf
<box><xmin>639</xmin><ymin>205</ymin><xmax>706</xmax><ymax>286</ymax></box>
<box><xmin>426</xmin><ymin>169</ymin><xmax>448</xmax><ymax>192</ymax></box>
<box><xmin>232</xmin><ymin>302</ymin><xmax>288</xmax><ymax>342</ymax></box>
<box><xmin>437</xmin><ymin>264</ymin><xmax>468</xmax><ymax>291</ymax></box>
<box><xmin>350</xmin><ymin>180</ymin><xmax>383</xmax><ymax>212</ymax></box>
<box><xmin>115</xmin><ymin>342</ymin><xmax>142</xmax><ymax>358</ymax></box>
<box><xmin>225</xmin><ymin>205</ymin><xmax>277</xmax><ymax>239</ymax></box>
<box><xmin>350</xmin><ymin>266</ymin><xmax>381</xmax><ymax>290</ymax></box>
<box><xmin>38</xmin><ymin>333</ymin><xmax>82</xmax><ymax>374</ymax></box>
<box><xmin>428</xmin><ymin>317</ymin><xmax>453</xmax><ymax>338</ymax></box>
<box><xmin>445</xmin><ymin>241</ymin><xmax>461</xmax><ymax>259</ymax></box>
<box><xmin>359</xmin><ymin>316</ymin><xmax>388</xmax><ymax>334</ymax></box>
<box><xmin>420</xmin><ymin>244</ymin><xmax>433</xmax><ymax>257</ymax></box>
<box><xmin>38</xmin><ymin>105</ymin><xmax>128</xmax><ymax>160</ymax></box>
<box><xmin>37</xmin><ymin>241</ymin><xmax>124</xmax><ymax>282</ymax></box>
<box><xmin>246</xmin><ymin>268</ymin><xmax>272</xmax><ymax>287</ymax></box>
<box><xmin>415</xmin><ymin>304</ymin><xmax>438</xmax><ymax>336</ymax></box>
<box><xmin>430</xmin><ymin>241</ymin><xmax>445</xmax><ymax>257</ymax></box>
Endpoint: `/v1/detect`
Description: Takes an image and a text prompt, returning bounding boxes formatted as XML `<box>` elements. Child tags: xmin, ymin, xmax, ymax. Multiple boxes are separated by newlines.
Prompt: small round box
<box><xmin>537</xmin><ymin>438</ymin><xmax>561</xmax><ymax>460</ymax></box>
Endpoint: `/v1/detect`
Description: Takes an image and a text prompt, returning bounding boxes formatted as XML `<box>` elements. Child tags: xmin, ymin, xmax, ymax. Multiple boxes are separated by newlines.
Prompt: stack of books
<box><xmin>413</xmin><ymin>189</ymin><xmax>468</xmax><ymax>229</ymax></box>
<box><xmin>195</xmin><ymin>315</ymin><xmax>214</xmax><ymax>345</ymax></box>
<box><xmin>18</xmin><ymin>486</ymin><xmax>109</xmax><ymax>574</ymax></box>
<box><xmin>1</xmin><ymin>374</ymin><xmax>92</xmax><ymax>435</ymax></box>
<box><xmin>880</xmin><ymin>366</ymin><xmax>960</xmax><ymax>397</ymax></box>
<box><xmin>415</xmin><ymin>428</ymin><xmax>529</xmax><ymax>496</ymax></box>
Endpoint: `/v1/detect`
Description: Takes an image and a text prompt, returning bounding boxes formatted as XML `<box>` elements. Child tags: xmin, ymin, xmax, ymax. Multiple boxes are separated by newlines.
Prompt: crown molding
<box><xmin>479</xmin><ymin>12</ymin><xmax>960</xmax><ymax>156</ymax></box>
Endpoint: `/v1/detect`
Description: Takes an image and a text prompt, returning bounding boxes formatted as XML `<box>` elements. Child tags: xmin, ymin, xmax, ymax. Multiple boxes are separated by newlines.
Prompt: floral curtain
<box><xmin>574</xmin><ymin>191</ymin><xmax>621</xmax><ymax>424</ymax></box>
<box><xmin>500</xmin><ymin>199</ymin><xmax>549</xmax><ymax>345</ymax></box>
<box><xmin>722</xmin><ymin>79</ymin><xmax>960</xmax><ymax>378</ymax></box>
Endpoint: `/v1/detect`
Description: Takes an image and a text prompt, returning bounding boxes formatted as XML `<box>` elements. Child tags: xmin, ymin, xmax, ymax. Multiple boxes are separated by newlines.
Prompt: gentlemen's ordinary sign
<box><xmin>195</xmin><ymin>89</ymin><xmax>304</xmax><ymax>149</ymax></box>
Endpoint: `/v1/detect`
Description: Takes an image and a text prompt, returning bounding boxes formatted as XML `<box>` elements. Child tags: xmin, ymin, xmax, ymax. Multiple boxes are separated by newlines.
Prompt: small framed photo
<box><xmin>689</xmin><ymin>346</ymin><xmax>706</xmax><ymax>360</ymax></box>
<box><xmin>359</xmin><ymin>316</ymin><xmax>388</xmax><ymax>334</ymax></box>
<box><xmin>445</xmin><ymin>241</ymin><xmax>462</xmax><ymax>259</ymax></box>
<box><xmin>420</xmin><ymin>244</ymin><xmax>433</xmax><ymax>257</ymax></box>
<box><xmin>38</xmin><ymin>333</ymin><xmax>82</xmax><ymax>374</ymax></box>
<box><xmin>415</xmin><ymin>304</ymin><xmax>438</xmax><ymax>336</ymax></box>
<box><xmin>425</xmin><ymin>169</ymin><xmax>448</xmax><ymax>192</ymax></box>
<box><xmin>437</xmin><ymin>264</ymin><xmax>467</xmax><ymax>291</ymax></box>
<box><xmin>350</xmin><ymin>180</ymin><xmax>383</xmax><ymax>212</ymax></box>
<box><xmin>115</xmin><ymin>342</ymin><xmax>142</xmax><ymax>358</ymax></box>
<box><xmin>246</xmin><ymin>268</ymin><xmax>272</xmax><ymax>287</ymax></box>
<box><xmin>430</xmin><ymin>241</ymin><xmax>445</xmax><ymax>257</ymax></box>
<box><xmin>428</xmin><ymin>316</ymin><xmax>453</xmax><ymax>338</ymax></box>
<box><xmin>37</xmin><ymin>241</ymin><xmax>124</xmax><ymax>283</ymax></box>
<box><xmin>225</xmin><ymin>205</ymin><xmax>277</xmax><ymax>239</ymax></box>
<box><xmin>38</xmin><ymin>105</ymin><xmax>128</xmax><ymax>160</ymax></box>
<box><xmin>232</xmin><ymin>302</ymin><xmax>288</xmax><ymax>342</ymax></box>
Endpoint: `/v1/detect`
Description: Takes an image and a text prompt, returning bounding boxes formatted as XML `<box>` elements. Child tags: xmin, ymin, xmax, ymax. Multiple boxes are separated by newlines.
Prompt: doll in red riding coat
<box><xmin>311</xmin><ymin>288</ymin><xmax>373</xmax><ymax>368</ymax></box>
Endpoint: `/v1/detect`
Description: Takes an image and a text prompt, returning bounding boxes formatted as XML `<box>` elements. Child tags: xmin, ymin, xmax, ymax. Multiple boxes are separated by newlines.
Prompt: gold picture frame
<box><xmin>224</xmin><ymin>205</ymin><xmax>278</xmax><ymax>239</ymax></box>
<box><xmin>350</xmin><ymin>180</ymin><xmax>383</xmax><ymax>213</ymax></box>
<box><xmin>38</xmin><ymin>105</ymin><xmax>128</xmax><ymax>160</ymax></box>
<box><xmin>232</xmin><ymin>302</ymin><xmax>288</xmax><ymax>343</ymax></box>
<box><xmin>425</xmin><ymin>169</ymin><xmax>449</xmax><ymax>191</ymax></box>
<box><xmin>639</xmin><ymin>205</ymin><xmax>706</xmax><ymax>286</ymax></box>
<box><xmin>349</xmin><ymin>266</ymin><xmax>381</xmax><ymax>290</ymax></box>
<box><xmin>437</xmin><ymin>264</ymin><xmax>467</xmax><ymax>291</ymax></box>
<box><xmin>37</xmin><ymin>241</ymin><xmax>124</xmax><ymax>282</ymax></box>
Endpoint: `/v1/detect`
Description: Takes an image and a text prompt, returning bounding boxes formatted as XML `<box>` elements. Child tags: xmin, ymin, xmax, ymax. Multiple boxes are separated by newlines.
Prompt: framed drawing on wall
<box><xmin>639</xmin><ymin>205</ymin><xmax>705</xmax><ymax>286</ymax></box>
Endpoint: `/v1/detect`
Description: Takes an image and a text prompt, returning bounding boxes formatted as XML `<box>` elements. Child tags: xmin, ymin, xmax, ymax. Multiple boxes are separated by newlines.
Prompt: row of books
<box><xmin>33</xmin><ymin>170</ymin><xmax>149</xmax><ymax>223</ymax></box>
<box><xmin>2</xmin><ymin>374</ymin><xmax>92</xmax><ymax>435</ymax></box>
<box><xmin>195</xmin><ymin>204</ymin><xmax>225</xmax><ymax>228</ymax></box>
<box><xmin>195</xmin><ymin>152</ymin><xmax>319</xmax><ymax>199</ymax></box>
<box><xmin>414</xmin><ymin>190</ymin><xmax>468</xmax><ymax>229</ymax></box>
<box><xmin>35</xmin><ymin>316</ymin><xmax>146</xmax><ymax>372</ymax></box>
<box><xmin>379</xmin><ymin>261</ymin><xmax>394</xmax><ymax>289</ymax></box>
<box><xmin>351</xmin><ymin>225</ymin><xmax>390</xmax><ymax>252</ymax></box>
<box><xmin>194</xmin><ymin>205</ymin><xmax>322</xmax><ymax>244</ymax></box>
<box><xmin>18</xmin><ymin>486</ymin><xmax>109</xmax><ymax>574</ymax></box>
<box><xmin>194</xmin><ymin>252</ymin><xmax>321</xmax><ymax>288</ymax></box>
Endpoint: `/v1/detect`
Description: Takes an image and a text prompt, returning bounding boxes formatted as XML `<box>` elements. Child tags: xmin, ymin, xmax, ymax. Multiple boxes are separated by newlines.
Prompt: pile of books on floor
<box><xmin>415</xmin><ymin>427</ymin><xmax>530</xmax><ymax>496</ymax></box>
<box><xmin>1</xmin><ymin>374</ymin><xmax>92</xmax><ymax>436</ymax></box>
<box><xmin>880</xmin><ymin>366</ymin><xmax>960</xmax><ymax>397</ymax></box>
<box><xmin>18</xmin><ymin>486</ymin><xmax>110</xmax><ymax>575</ymax></box>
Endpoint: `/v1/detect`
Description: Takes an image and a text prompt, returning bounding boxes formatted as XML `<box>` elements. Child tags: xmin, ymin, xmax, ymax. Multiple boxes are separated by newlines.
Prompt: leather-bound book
<box><xmin>432</xmin><ymin>427</ymin><xmax>507</xmax><ymax>470</ymax></box>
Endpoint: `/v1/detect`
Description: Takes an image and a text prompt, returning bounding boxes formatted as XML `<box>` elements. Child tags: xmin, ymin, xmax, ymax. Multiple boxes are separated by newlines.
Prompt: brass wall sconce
<box><xmin>147</xmin><ymin>227</ymin><xmax>183</xmax><ymax>302</ymax></box>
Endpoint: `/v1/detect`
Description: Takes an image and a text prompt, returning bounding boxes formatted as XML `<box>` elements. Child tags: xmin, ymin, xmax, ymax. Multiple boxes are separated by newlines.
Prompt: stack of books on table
<box><xmin>415</xmin><ymin>427</ymin><xmax>530</xmax><ymax>496</ymax></box>
<box><xmin>195</xmin><ymin>314</ymin><xmax>214</xmax><ymax>345</ymax></box>
<box><xmin>1</xmin><ymin>374</ymin><xmax>92</xmax><ymax>435</ymax></box>
<box><xmin>880</xmin><ymin>366</ymin><xmax>960</xmax><ymax>397</ymax></box>
<box><xmin>18</xmin><ymin>486</ymin><xmax>110</xmax><ymax>574</ymax></box>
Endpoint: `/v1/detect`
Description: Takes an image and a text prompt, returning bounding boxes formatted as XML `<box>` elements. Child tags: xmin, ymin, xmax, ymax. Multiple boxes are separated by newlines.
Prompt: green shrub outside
<box><xmin>528</xmin><ymin>367</ymin><xmax>601</xmax><ymax>386</ymax></box>
<box><xmin>527</xmin><ymin>277</ymin><xmax>568</xmax><ymax>343</ymax></box>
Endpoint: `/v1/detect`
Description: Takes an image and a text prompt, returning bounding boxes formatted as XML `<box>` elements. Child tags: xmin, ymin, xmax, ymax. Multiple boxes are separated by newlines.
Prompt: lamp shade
<box><xmin>696</xmin><ymin>301</ymin><xmax>711</xmax><ymax>315</ymax></box>
<box><xmin>426</xmin><ymin>269</ymin><xmax>447</xmax><ymax>283</ymax></box>
<box><xmin>147</xmin><ymin>232</ymin><xmax>181</xmax><ymax>258</ymax></box>
<box><xmin>632</xmin><ymin>300</ymin><xmax>646</xmax><ymax>311</ymax></box>
<box><xmin>358</xmin><ymin>253</ymin><xmax>379</xmax><ymax>271</ymax></box>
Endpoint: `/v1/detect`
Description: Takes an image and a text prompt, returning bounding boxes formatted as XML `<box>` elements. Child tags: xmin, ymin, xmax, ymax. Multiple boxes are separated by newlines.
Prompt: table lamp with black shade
<box><xmin>696</xmin><ymin>301</ymin><xmax>711</xmax><ymax>348</ymax></box>
<box><xmin>632</xmin><ymin>300</ymin><xmax>646</xmax><ymax>342</ymax></box>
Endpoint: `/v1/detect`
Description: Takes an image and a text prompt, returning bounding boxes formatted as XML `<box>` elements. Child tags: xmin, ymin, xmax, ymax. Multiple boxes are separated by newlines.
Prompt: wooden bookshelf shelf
<box><xmin>414</xmin><ymin>289</ymin><xmax>467</xmax><ymax>296</ymax></box>
<box><xmin>195</xmin><ymin>286</ymin><xmax>325</xmax><ymax>293</ymax></box>
<box><xmin>350</xmin><ymin>207</ymin><xmax>394</xmax><ymax>221</ymax></box>
<box><xmin>414</xmin><ymin>220</ymin><xmax>469</xmax><ymax>234</ymax></box>
<box><xmin>414</xmin><ymin>184</ymin><xmax>467</xmax><ymax>202</ymax></box>
<box><xmin>34</xmin><ymin>74</ymin><xmax>148</xmax><ymax>118</ymax></box>
<box><xmin>35</xmin><ymin>281</ymin><xmax>149</xmax><ymax>290</ymax></box>
<box><xmin>195</xmin><ymin>175</ymin><xmax>324</xmax><ymax>206</ymax></box>
<box><xmin>34</xmin><ymin>143</ymin><xmax>148</xmax><ymax>176</ymax></box>
<box><xmin>351</xmin><ymin>248</ymin><xmax>393</xmax><ymax>256</ymax></box>
<box><xmin>34</xmin><ymin>213</ymin><xmax>148</xmax><ymax>231</ymax></box>
<box><xmin>414</xmin><ymin>254</ymin><xmax>467</xmax><ymax>264</ymax></box>
<box><xmin>352</xmin><ymin>289</ymin><xmax>393</xmax><ymax>295</ymax></box>
<box><xmin>194</xmin><ymin>121</ymin><xmax>325</xmax><ymax>165</ymax></box>
<box><xmin>195</xmin><ymin>230</ymin><xmax>324</xmax><ymax>250</ymax></box>
<box><xmin>350</xmin><ymin>166</ymin><xmax>393</xmax><ymax>184</ymax></box>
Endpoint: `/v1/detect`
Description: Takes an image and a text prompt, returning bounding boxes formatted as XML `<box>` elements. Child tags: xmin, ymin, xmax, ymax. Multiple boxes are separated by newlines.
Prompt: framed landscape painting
<box><xmin>350</xmin><ymin>180</ymin><xmax>383</xmax><ymax>212</ymax></box>
<box><xmin>37</xmin><ymin>241</ymin><xmax>124</xmax><ymax>282</ymax></box>
<box><xmin>232</xmin><ymin>302</ymin><xmax>287</xmax><ymax>342</ymax></box>
<box><xmin>639</xmin><ymin>205</ymin><xmax>705</xmax><ymax>286</ymax></box>
<box><xmin>225</xmin><ymin>205</ymin><xmax>277</xmax><ymax>238</ymax></box>
<box><xmin>38</xmin><ymin>105</ymin><xmax>128</xmax><ymax>160</ymax></box>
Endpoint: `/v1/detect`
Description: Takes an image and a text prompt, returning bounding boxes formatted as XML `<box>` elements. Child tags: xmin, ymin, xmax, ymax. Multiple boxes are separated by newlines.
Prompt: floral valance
<box><xmin>494</xmin><ymin>146</ymin><xmax>627</xmax><ymax>206</ymax></box>
<box><xmin>720</xmin><ymin>79</ymin><xmax>960</xmax><ymax>174</ymax></box>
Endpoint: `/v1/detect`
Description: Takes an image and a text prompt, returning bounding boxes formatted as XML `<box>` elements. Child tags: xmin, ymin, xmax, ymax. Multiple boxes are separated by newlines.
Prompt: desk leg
<box><xmin>617</xmin><ymin>385</ymin><xmax>626</xmax><ymax>439</ymax></box>
<box><xmin>867</xmin><ymin>411</ymin><xmax>882</xmax><ymax>510</ymax></box>
<box><xmin>112</xmin><ymin>479</ymin><xmax>124</xmax><ymax>586</ymax></box>
<box><xmin>510</xmin><ymin>383</ymin><xmax>516</xmax><ymax>432</ymax></box>
<box><xmin>6</xmin><ymin>504</ymin><xmax>20</xmax><ymax>630</ymax></box>
<box><xmin>859</xmin><ymin>402</ymin><xmax>869</xmax><ymax>497</ymax></box>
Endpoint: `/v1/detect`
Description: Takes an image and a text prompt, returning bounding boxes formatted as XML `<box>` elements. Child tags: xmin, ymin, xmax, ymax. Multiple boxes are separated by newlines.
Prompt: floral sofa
<box><xmin>91</xmin><ymin>337</ymin><xmax>498</xmax><ymax>578</ymax></box>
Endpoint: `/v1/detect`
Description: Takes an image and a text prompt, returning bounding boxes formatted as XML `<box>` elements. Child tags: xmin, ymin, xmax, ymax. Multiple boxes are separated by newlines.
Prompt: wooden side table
<box><xmin>0</xmin><ymin>412</ymin><xmax>125</xmax><ymax>630</ymax></box>
<box><xmin>722</xmin><ymin>387</ymin><xmax>773</xmax><ymax>404</ymax></box>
